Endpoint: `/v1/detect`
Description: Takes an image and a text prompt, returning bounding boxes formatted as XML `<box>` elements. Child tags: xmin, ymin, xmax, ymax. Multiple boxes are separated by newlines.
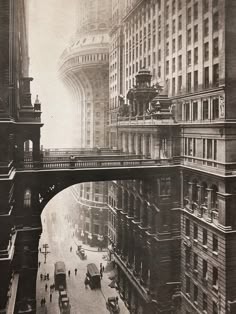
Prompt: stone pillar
<box><xmin>32</xmin><ymin>133</ymin><xmax>40</xmax><ymax>162</ymax></box>
<box><xmin>128</xmin><ymin>133</ymin><xmax>133</xmax><ymax>154</ymax></box>
<box><xmin>197</xmin><ymin>185</ymin><xmax>203</xmax><ymax>216</ymax></box>
<box><xmin>142</xmin><ymin>134</ymin><xmax>147</xmax><ymax>157</ymax></box>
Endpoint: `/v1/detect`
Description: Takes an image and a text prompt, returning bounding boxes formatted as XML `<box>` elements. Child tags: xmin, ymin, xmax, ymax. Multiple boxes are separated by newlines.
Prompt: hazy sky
<box><xmin>28</xmin><ymin>0</ymin><xmax>78</xmax><ymax>148</ymax></box>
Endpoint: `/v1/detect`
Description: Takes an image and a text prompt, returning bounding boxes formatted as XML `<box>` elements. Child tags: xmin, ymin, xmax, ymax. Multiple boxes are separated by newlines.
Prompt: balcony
<box><xmin>115</xmin><ymin>114</ymin><xmax>177</xmax><ymax>127</ymax></box>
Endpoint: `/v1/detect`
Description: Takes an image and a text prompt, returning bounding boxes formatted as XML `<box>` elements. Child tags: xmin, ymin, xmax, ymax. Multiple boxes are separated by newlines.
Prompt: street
<box><xmin>36</xmin><ymin>187</ymin><xmax>129</xmax><ymax>314</ymax></box>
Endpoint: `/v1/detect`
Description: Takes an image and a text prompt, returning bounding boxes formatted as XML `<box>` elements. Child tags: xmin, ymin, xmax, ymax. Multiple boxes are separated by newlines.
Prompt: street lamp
<box><xmin>41</xmin><ymin>243</ymin><xmax>50</xmax><ymax>264</ymax></box>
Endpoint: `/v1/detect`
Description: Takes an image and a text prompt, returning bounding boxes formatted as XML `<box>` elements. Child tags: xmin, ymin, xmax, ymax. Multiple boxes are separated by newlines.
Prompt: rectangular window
<box><xmin>204</xmin><ymin>19</ymin><xmax>209</xmax><ymax>37</ymax></box>
<box><xmin>214</xmin><ymin>139</ymin><xmax>217</xmax><ymax>160</ymax></box>
<box><xmin>166</xmin><ymin>42</ymin><xmax>169</xmax><ymax>56</ymax></box>
<box><xmin>203</xmin><ymin>293</ymin><xmax>208</xmax><ymax>312</ymax></box>
<box><xmin>193</xmin><ymin>101</ymin><xmax>198</xmax><ymax>120</ymax></box>
<box><xmin>213</xmin><ymin>234</ymin><xmax>218</xmax><ymax>253</ymax></box>
<box><xmin>194</xmin><ymin>71</ymin><xmax>198</xmax><ymax>91</ymax></box>
<box><xmin>172</xmin><ymin>20</ymin><xmax>176</xmax><ymax>34</ymax></box>
<box><xmin>204</xmin><ymin>67</ymin><xmax>209</xmax><ymax>88</ymax></box>
<box><xmin>166</xmin><ymin>5</ymin><xmax>169</xmax><ymax>19</ymax></box>
<box><xmin>207</xmin><ymin>139</ymin><xmax>212</xmax><ymax>159</ymax></box>
<box><xmin>188</xmin><ymin>138</ymin><xmax>193</xmax><ymax>156</ymax></box>
<box><xmin>166</xmin><ymin>24</ymin><xmax>169</xmax><ymax>37</ymax></box>
<box><xmin>172</xmin><ymin>38</ymin><xmax>176</xmax><ymax>52</ymax></box>
<box><xmin>203</xmin><ymin>0</ymin><xmax>209</xmax><ymax>13</ymax></box>
<box><xmin>193</xmin><ymin>284</ymin><xmax>198</xmax><ymax>303</ymax></box>
<box><xmin>185</xmin><ymin>218</ymin><xmax>190</xmax><ymax>236</ymax></box>
<box><xmin>204</xmin><ymin>42</ymin><xmax>209</xmax><ymax>61</ymax></box>
<box><xmin>178</xmin><ymin>0</ymin><xmax>182</xmax><ymax>10</ymax></box>
<box><xmin>213</xmin><ymin>301</ymin><xmax>218</xmax><ymax>314</ymax></box>
<box><xmin>203</xmin><ymin>228</ymin><xmax>208</xmax><ymax>246</ymax></box>
<box><xmin>158</xmin><ymin>49</ymin><xmax>161</xmax><ymax>61</ymax></box>
<box><xmin>193</xmin><ymin>253</ymin><xmax>198</xmax><ymax>270</ymax></box>
<box><xmin>203</xmin><ymin>139</ymin><xmax>206</xmax><ymax>158</ymax></box>
<box><xmin>213</xmin><ymin>267</ymin><xmax>218</xmax><ymax>288</ymax></box>
<box><xmin>187</xmin><ymin>7</ymin><xmax>191</xmax><ymax>24</ymax></box>
<box><xmin>187</xmin><ymin>29</ymin><xmax>191</xmax><ymax>45</ymax></box>
<box><xmin>187</xmin><ymin>73</ymin><xmax>191</xmax><ymax>92</ymax></box>
<box><xmin>178</xmin><ymin>55</ymin><xmax>182</xmax><ymax>70</ymax></box>
<box><xmin>185</xmin><ymin>248</ymin><xmax>191</xmax><ymax>266</ymax></box>
<box><xmin>178</xmin><ymin>35</ymin><xmax>182</xmax><ymax>49</ymax></box>
<box><xmin>185</xmin><ymin>275</ymin><xmax>190</xmax><ymax>294</ymax></box>
<box><xmin>194</xmin><ymin>47</ymin><xmax>198</xmax><ymax>64</ymax></box>
<box><xmin>212</xmin><ymin>98</ymin><xmax>219</xmax><ymax>119</ymax></box>
<box><xmin>213</xmin><ymin>37</ymin><xmax>219</xmax><ymax>58</ymax></box>
<box><xmin>178</xmin><ymin>75</ymin><xmax>182</xmax><ymax>92</ymax></box>
<box><xmin>194</xmin><ymin>25</ymin><xmax>198</xmax><ymax>42</ymax></box>
<box><xmin>172</xmin><ymin>58</ymin><xmax>176</xmax><ymax>72</ymax></box>
<box><xmin>178</xmin><ymin>15</ymin><xmax>182</xmax><ymax>30</ymax></box>
<box><xmin>172</xmin><ymin>0</ymin><xmax>176</xmax><ymax>13</ymax></box>
<box><xmin>203</xmin><ymin>259</ymin><xmax>208</xmax><ymax>279</ymax></box>
<box><xmin>172</xmin><ymin>77</ymin><xmax>175</xmax><ymax>95</ymax></box>
<box><xmin>193</xmin><ymin>224</ymin><xmax>198</xmax><ymax>240</ymax></box>
<box><xmin>184</xmin><ymin>103</ymin><xmax>190</xmax><ymax>120</ymax></box>
<box><xmin>213</xmin><ymin>12</ymin><xmax>219</xmax><ymax>32</ymax></box>
<box><xmin>194</xmin><ymin>2</ymin><xmax>198</xmax><ymax>20</ymax></box>
<box><xmin>166</xmin><ymin>60</ymin><xmax>169</xmax><ymax>75</ymax></box>
<box><xmin>213</xmin><ymin>64</ymin><xmax>219</xmax><ymax>87</ymax></box>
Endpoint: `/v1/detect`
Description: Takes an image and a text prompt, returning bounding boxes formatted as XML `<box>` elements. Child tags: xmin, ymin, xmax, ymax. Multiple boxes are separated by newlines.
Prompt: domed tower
<box><xmin>58</xmin><ymin>0</ymin><xmax>111</xmax><ymax>248</ymax></box>
<box><xmin>59</xmin><ymin>0</ymin><xmax>111</xmax><ymax>147</ymax></box>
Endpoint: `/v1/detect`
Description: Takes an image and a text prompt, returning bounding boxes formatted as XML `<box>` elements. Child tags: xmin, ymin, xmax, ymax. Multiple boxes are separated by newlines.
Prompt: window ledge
<box><xmin>202</xmin><ymin>245</ymin><xmax>208</xmax><ymax>250</ymax></box>
<box><xmin>213</xmin><ymin>251</ymin><xmax>218</xmax><ymax>257</ymax></box>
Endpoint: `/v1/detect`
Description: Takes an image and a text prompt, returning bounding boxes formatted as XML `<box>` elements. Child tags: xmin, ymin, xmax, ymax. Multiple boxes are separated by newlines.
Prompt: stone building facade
<box><xmin>59</xmin><ymin>0</ymin><xmax>112</xmax><ymax>249</ymax></box>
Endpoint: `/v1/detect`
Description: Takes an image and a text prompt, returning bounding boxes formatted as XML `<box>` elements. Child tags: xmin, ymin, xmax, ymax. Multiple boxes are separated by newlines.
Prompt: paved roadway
<box><xmin>36</xmin><ymin>188</ymin><xmax>129</xmax><ymax>314</ymax></box>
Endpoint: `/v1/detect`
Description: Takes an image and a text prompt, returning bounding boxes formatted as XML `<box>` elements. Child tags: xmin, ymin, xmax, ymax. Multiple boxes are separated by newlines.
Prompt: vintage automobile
<box><xmin>59</xmin><ymin>296</ymin><xmax>71</xmax><ymax>314</ymax></box>
<box><xmin>86</xmin><ymin>263</ymin><xmax>101</xmax><ymax>289</ymax></box>
<box><xmin>76</xmin><ymin>245</ymin><xmax>87</xmax><ymax>260</ymax></box>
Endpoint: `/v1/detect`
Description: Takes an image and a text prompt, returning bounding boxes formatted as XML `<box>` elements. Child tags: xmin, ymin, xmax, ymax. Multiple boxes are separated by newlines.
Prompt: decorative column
<box><xmin>142</xmin><ymin>134</ymin><xmax>147</xmax><ymax>157</ymax></box>
<box><xmin>134</xmin><ymin>230</ymin><xmax>141</xmax><ymax>276</ymax></box>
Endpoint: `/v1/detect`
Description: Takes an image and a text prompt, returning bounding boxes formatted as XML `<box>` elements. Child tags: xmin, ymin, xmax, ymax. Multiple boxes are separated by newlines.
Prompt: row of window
<box><xmin>182</xmin><ymin>97</ymin><xmax>221</xmax><ymax>121</ymax></box>
<box><xmin>185</xmin><ymin>275</ymin><xmax>218</xmax><ymax>313</ymax></box>
<box><xmin>185</xmin><ymin>219</ymin><xmax>218</xmax><ymax>251</ymax></box>
<box><xmin>165</xmin><ymin>0</ymin><xmax>219</xmax><ymax>20</ymax></box>
<box><xmin>184</xmin><ymin>137</ymin><xmax>217</xmax><ymax>160</ymax></box>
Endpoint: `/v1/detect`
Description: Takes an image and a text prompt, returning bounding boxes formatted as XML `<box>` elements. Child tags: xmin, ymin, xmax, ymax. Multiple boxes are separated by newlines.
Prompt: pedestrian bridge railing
<box><xmin>18</xmin><ymin>157</ymin><xmax>180</xmax><ymax>170</ymax></box>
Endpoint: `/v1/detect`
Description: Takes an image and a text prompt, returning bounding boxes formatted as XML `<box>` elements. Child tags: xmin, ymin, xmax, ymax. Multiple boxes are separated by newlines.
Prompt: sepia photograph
<box><xmin>0</xmin><ymin>0</ymin><xmax>235</xmax><ymax>313</ymax></box>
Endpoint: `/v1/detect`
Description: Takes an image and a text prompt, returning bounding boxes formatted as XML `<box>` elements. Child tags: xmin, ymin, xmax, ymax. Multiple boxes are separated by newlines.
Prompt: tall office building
<box><xmin>59</xmin><ymin>0</ymin><xmax>112</xmax><ymax>248</ymax></box>
<box><xmin>107</xmin><ymin>0</ymin><xmax>236</xmax><ymax>313</ymax></box>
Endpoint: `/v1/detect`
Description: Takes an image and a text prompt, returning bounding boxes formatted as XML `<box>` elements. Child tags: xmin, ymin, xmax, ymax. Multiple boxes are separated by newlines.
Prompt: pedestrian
<box><xmin>100</xmin><ymin>268</ymin><xmax>103</xmax><ymax>279</ymax></box>
<box><xmin>50</xmin><ymin>293</ymin><xmax>52</xmax><ymax>302</ymax></box>
<box><xmin>44</xmin><ymin>274</ymin><xmax>47</xmax><ymax>281</ymax></box>
<box><xmin>40</xmin><ymin>274</ymin><xmax>43</xmax><ymax>281</ymax></box>
<box><xmin>45</xmin><ymin>283</ymin><xmax>48</xmax><ymax>291</ymax></box>
<box><xmin>46</xmin><ymin>273</ymin><xmax>49</xmax><ymax>280</ymax></box>
<box><xmin>38</xmin><ymin>261</ymin><xmax>41</xmax><ymax>268</ymax></box>
<box><xmin>75</xmin><ymin>268</ymin><xmax>77</xmax><ymax>275</ymax></box>
<box><xmin>43</xmin><ymin>298</ymin><xmax>46</xmax><ymax>305</ymax></box>
<box><xmin>70</xmin><ymin>246</ymin><xmax>72</xmax><ymax>252</ymax></box>
<box><xmin>40</xmin><ymin>299</ymin><xmax>43</xmax><ymax>307</ymax></box>
<box><xmin>102</xmin><ymin>266</ymin><xmax>105</xmax><ymax>272</ymax></box>
<box><xmin>68</xmin><ymin>270</ymin><xmax>70</xmax><ymax>277</ymax></box>
<box><xmin>39</xmin><ymin>248</ymin><xmax>41</xmax><ymax>253</ymax></box>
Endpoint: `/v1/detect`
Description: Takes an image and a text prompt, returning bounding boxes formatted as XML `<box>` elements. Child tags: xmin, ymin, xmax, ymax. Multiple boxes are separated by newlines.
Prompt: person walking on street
<box><xmin>45</xmin><ymin>283</ymin><xmax>48</xmax><ymax>291</ymax></box>
<box><xmin>75</xmin><ymin>268</ymin><xmax>77</xmax><ymax>275</ymax></box>
<box><xmin>100</xmin><ymin>268</ymin><xmax>103</xmax><ymax>279</ymax></box>
<box><xmin>68</xmin><ymin>270</ymin><xmax>70</xmax><ymax>277</ymax></box>
<box><xmin>50</xmin><ymin>293</ymin><xmax>52</xmax><ymax>302</ymax></box>
<box><xmin>70</xmin><ymin>246</ymin><xmax>72</xmax><ymax>252</ymax></box>
<box><xmin>46</xmin><ymin>273</ymin><xmax>49</xmax><ymax>280</ymax></box>
<box><xmin>43</xmin><ymin>298</ymin><xmax>46</xmax><ymax>306</ymax></box>
<box><xmin>38</xmin><ymin>261</ymin><xmax>41</xmax><ymax>268</ymax></box>
<box><xmin>40</xmin><ymin>274</ymin><xmax>43</xmax><ymax>281</ymax></box>
<box><xmin>40</xmin><ymin>299</ymin><xmax>43</xmax><ymax>307</ymax></box>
